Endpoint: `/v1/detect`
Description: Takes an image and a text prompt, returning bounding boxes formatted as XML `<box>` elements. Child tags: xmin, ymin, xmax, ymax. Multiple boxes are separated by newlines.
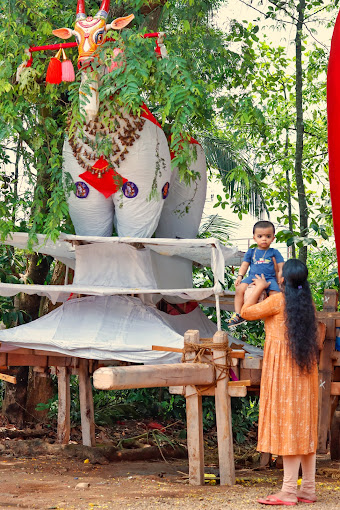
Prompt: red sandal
<box><xmin>297</xmin><ymin>496</ymin><xmax>317</xmax><ymax>503</ymax></box>
<box><xmin>257</xmin><ymin>496</ymin><xmax>297</xmax><ymax>506</ymax></box>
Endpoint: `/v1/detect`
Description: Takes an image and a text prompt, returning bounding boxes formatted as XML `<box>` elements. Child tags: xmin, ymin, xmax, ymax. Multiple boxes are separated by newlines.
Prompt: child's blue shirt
<box><xmin>243</xmin><ymin>247</ymin><xmax>284</xmax><ymax>280</ymax></box>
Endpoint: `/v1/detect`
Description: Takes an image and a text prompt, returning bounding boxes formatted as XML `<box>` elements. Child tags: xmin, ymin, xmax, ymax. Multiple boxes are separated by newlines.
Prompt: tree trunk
<box><xmin>284</xmin><ymin>128</ymin><xmax>296</xmax><ymax>258</ymax></box>
<box><xmin>2</xmin><ymin>253</ymin><xmax>51</xmax><ymax>426</ymax></box>
<box><xmin>294</xmin><ymin>0</ymin><xmax>308</xmax><ymax>264</ymax></box>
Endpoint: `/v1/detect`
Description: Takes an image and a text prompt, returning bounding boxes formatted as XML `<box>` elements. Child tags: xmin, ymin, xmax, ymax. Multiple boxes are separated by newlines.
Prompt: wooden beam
<box><xmin>228</xmin><ymin>379</ymin><xmax>250</xmax><ymax>387</ymax></box>
<box><xmin>169</xmin><ymin>384</ymin><xmax>248</xmax><ymax>397</ymax></box>
<box><xmin>241</xmin><ymin>357</ymin><xmax>263</xmax><ymax>370</ymax></box>
<box><xmin>7</xmin><ymin>354</ymin><xmax>48</xmax><ymax>366</ymax></box>
<box><xmin>57</xmin><ymin>367</ymin><xmax>70</xmax><ymax>445</ymax></box>
<box><xmin>318</xmin><ymin>289</ymin><xmax>338</xmax><ymax>453</ymax></box>
<box><xmin>93</xmin><ymin>363</ymin><xmax>215</xmax><ymax>391</ymax></box>
<box><xmin>213</xmin><ymin>330</ymin><xmax>235</xmax><ymax>486</ymax></box>
<box><xmin>151</xmin><ymin>345</ymin><xmax>245</xmax><ymax>359</ymax></box>
<box><xmin>0</xmin><ymin>373</ymin><xmax>16</xmax><ymax>384</ymax></box>
<box><xmin>78</xmin><ymin>359</ymin><xmax>95</xmax><ymax>447</ymax></box>
<box><xmin>317</xmin><ymin>311</ymin><xmax>340</xmax><ymax>320</ymax></box>
<box><xmin>184</xmin><ymin>331</ymin><xmax>204</xmax><ymax>486</ymax></box>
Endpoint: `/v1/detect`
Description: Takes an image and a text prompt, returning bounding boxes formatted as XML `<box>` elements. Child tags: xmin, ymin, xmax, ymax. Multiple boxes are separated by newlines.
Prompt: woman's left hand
<box><xmin>252</xmin><ymin>274</ymin><xmax>271</xmax><ymax>290</ymax></box>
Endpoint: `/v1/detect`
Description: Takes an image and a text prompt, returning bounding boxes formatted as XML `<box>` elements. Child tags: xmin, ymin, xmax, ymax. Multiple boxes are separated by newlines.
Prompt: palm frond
<box><xmin>198</xmin><ymin>213</ymin><xmax>238</xmax><ymax>243</ymax></box>
<box><xmin>200</xmin><ymin>135</ymin><xmax>269</xmax><ymax>218</ymax></box>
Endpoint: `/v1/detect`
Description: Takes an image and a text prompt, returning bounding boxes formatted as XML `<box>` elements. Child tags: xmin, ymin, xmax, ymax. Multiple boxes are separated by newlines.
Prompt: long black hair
<box><xmin>283</xmin><ymin>259</ymin><xmax>318</xmax><ymax>372</ymax></box>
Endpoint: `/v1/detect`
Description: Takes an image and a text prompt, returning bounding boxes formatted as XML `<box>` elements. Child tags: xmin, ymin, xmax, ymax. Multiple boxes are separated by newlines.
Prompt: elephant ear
<box><xmin>107</xmin><ymin>14</ymin><xmax>134</xmax><ymax>30</ymax></box>
<box><xmin>53</xmin><ymin>28</ymin><xmax>75</xmax><ymax>39</ymax></box>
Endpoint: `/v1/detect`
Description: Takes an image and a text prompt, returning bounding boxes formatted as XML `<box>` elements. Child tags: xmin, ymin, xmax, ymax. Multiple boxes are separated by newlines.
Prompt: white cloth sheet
<box><xmin>73</xmin><ymin>243</ymin><xmax>158</xmax><ymax>289</ymax></box>
<box><xmin>0</xmin><ymin>296</ymin><xmax>218</xmax><ymax>364</ymax></box>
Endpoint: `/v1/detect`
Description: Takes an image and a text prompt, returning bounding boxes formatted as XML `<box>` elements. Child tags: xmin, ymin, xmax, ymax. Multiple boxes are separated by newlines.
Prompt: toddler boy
<box><xmin>227</xmin><ymin>220</ymin><xmax>284</xmax><ymax>328</ymax></box>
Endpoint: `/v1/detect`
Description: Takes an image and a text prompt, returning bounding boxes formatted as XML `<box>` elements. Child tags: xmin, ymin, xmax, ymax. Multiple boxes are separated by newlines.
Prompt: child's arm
<box><xmin>235</xmin><ymin>261</ymin><xmax>250</xmax><ymax>287</ymax></box>
<box><xmin>277</xmin><ymin>262</ymin><xmax>284</xmax><ymax>284</ymax></box>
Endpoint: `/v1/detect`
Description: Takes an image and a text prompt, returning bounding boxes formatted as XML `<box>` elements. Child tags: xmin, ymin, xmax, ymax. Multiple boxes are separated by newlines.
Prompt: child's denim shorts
<box><xmin>242</xmin><ymin>276</ymin><xmax>281</xmax><ymax>293</ymax></box>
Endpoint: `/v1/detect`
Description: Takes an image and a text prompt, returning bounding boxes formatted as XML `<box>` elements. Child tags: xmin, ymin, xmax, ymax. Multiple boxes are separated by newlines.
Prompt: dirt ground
<box><xmin>0</xmin><ymin>446</ymin><xmax>340</xmax><ymax>510</ymax></box>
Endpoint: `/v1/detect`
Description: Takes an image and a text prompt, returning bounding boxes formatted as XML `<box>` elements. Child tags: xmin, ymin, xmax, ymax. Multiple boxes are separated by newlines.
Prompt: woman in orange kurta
<box><xmin>241</xmin><ymin>259</ymin><xmax>319</xmax><ymax>506</ymax></box>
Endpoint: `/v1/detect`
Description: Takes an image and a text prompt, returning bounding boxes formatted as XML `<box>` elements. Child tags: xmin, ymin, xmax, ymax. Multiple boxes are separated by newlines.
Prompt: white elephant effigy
<box><xmin>52</xmin><ymin>0</ymin><xmax>207</xmax><ymax>241</ymax></box>
<box><xmin>0</xmin><ymin>0</ymin><xmax>234</xmax><ymax>368</ymax></box>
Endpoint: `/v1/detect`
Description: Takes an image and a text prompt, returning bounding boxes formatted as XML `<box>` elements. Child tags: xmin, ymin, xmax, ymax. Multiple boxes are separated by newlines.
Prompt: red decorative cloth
<box><xmin>79</xmin><ymin>157</ymin><xmax>128</xmax><ymax>198</ymax></box>
<box><xmin>328</xmin><ymin>9</ymin><xmax>340</xmax><ymax>271</ymax></box>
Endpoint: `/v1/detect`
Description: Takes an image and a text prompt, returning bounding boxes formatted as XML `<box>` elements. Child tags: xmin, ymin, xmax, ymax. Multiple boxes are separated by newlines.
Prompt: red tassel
<box><xmin>46</xmin><ymin>48</ymin><xmax>62</xmax><ymax>84</ymax></box>
<box><xmin>62</xmin><ymin>59</ymin><xmax>75</xmax><ymax>82</ymax></box>
<box><xmin>61</xmin><ymin>49</ymin><xmax>75</xmax><ymax>82</ymax></box>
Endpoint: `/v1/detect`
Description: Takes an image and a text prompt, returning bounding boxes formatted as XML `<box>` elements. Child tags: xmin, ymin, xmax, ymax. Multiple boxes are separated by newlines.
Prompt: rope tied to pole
<box><xmin>182</xmin><ymin>340</ymin><xmax>232</xmax><ymax>395</ymax></box>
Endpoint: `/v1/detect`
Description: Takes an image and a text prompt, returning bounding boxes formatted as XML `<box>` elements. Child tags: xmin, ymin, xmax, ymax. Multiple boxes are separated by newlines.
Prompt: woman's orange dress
<box><xmin>241</xmin><ymin>293</ymin><xmax>318</xmax><ymax>456</ymax></box>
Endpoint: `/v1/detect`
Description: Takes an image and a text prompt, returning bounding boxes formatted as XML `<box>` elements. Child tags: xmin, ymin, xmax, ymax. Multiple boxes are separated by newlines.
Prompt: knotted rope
<box><xmin>182</xmin><ymin>340</ymin><xmax>232</xmax><ymax>395</ymax></box>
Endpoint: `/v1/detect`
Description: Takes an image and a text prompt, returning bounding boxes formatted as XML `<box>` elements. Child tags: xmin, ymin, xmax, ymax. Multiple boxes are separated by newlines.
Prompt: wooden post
<box><xmin>318</xmin><ymin>289</ymin><xmax>338</xmax><ymax>452</ymax></box>
<box><xmin>184</xmin><ymin>330</ymin><xmax>205</xmax><ymax>486</ymax></box>
<box><xmin>213</xmin><ymin>330</ymin><xmax>235</xmax><ymax>485</ymax></box>
<box><xmin>78</xmin><ymin>358</ymin><xmax>96</xmax><ymax>447</ymax></box>
<box><xmin>57</xmin><ymin>367</ymin><xmax>70</xmax><ymax>444</ymax></box>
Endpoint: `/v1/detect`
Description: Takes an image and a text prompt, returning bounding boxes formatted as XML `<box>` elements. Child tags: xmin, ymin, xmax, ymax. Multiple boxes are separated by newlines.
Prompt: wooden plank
<box><xmin>0</xmin><ymin>353</ymin><xmax>7</xmax><ymax>365</ymax></box>
<box><xmin>230</xmin><ymin>350</ymin><xmax>245</xmax><ymax>359</ymax></box>
<box><xmin>317</xmin><ymin>311</ymin><xmax>340</xmax><ymax>319</ymax></box>
<box><xmin>7</xmin><ymin>354</ymin><xmax>48</xmax><ymax>366</ymax></box>
<box><xmin>0</xmin><ymin>373</ymin><xmax>16</xmax><ymax>384</ymax></box>
<box><xmin>228</xmin><ymin>379</ymin><xmax>250</xmax><ymax>387</ymax></box>
<box><xmin>151</xmin><ymin>345</ymin><xmax>245</xmax><ymax>359</ymax></box>
<box><xmin>241</xmin><ymin>357</ymin><xmax>263</xmax><ymax>370</ymax></box>
<box><xmin>318</xmin><ymin>289</ymin><xmax>338</xmax><ymax>453</ymax></box>
<box><xmin>93</xmin><ymin>363</ymin><xmax>215</xmax><ymax>391</ymax></box>
<box><xmin>57</xmin><ymin>367</ymin><xmax>71</xmax><ymax>445</ymax></box>
<box><xmin>6</xmin><ymin>348</ymin><xmax>34</xmax><ymax>355</ymax></box>
<box><xmin>48</xmin><ymin>356</ymin><xmax>74</xmax><ymax>367</ymax></box>
<box><xmin>169</xmin><ymin>384</ymin><xmax>247</xmax><ymax>398</ymax></box>
<box><xmin>331</xmin><ymin>382</ymin><xmax>340</xmax><ymax>396</ymax></box>
<box><xmin>152</xmin><ymin>345</ymin><xmax>183</xmax><ymax>353</ymax></box>
<box><xmin>34</xmin><ymin>350</ymin><xmax>68</xmax><ymax>357</ymax></box>
<box><xmin>78</xmin><ymin>359</ymin><xmax>95</xmax><ymax>447</ymax></box>
<box><xmin>229</xmin><ymin>386</ymin><xmax>247</xmax><ymax>397</ymax></box>
<box><xmin>213</xmin><ymin>330</ymin><xmax>235</xmax><ymax>486</ymax></box>
<box><xmin>184</xmin><ymin>331</ymin><xmax>204</xmax><ymax>486</ymax></box>
<box><xmin>169</xmin><ymin>385</ymin><xmax>185</xmax><ymax>395</ymax></box>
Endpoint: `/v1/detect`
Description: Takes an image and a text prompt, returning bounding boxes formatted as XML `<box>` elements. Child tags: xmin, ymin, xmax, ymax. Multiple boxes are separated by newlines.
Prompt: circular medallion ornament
<box><xmin>122</xmin><ymin>181</ymin><xmax>138</xmax><ymax>198</ymax></box>
<box><xmin>75</xmin><ymin>181</ymin><xmax>90</xmax><ymax>198</ymax></box>
<box><xmin>162</xmin><ymin>182</ymin><xmax>170</xmax><ymax>199</ymax></box>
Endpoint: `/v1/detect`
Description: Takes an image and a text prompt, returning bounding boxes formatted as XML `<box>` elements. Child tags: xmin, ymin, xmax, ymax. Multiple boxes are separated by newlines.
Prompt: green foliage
<box><xmin>34</xmin><ymin>378</ymin><xmax>257</xmax><ymax>442</ymax></box>
<box><xmin>213</xmin><ymin>1</ymin><xmax>336</xmax><ymax>256</ymax></box>
<box><xmin>307</xmin><ymin>245</ymin><xmax>339</xmax><ymax>310</ymax></box>
<box><xmin>231</xmin><ymin>397</ymin><xmax>259</xmax><ymax>444</ymax></box>
<box><xmin>0</xmin><ymin>246</ymin><xmax>29</xmax><ymax>327</ymax></box>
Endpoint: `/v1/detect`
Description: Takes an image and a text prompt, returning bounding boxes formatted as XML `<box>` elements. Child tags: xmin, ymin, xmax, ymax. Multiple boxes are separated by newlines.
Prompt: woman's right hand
<box><xmin>252</xmin><ymin>274</ymin><xmax>271</xmax><ymax>290</ymax></box>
